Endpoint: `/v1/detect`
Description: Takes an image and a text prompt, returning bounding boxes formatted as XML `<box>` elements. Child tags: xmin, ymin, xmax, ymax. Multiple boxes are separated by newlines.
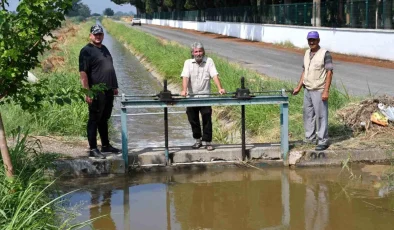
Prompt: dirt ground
<box><xmin>5</xmin><ymin>135</ymin><xmax>91</xmax><ymax>159</ymax></box>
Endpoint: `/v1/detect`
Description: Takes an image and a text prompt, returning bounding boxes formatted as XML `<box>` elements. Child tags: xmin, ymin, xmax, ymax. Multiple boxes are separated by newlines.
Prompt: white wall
<box><xmin>142</xmin><ymin>19</ymin><xmax>394</xmax><ymax>61</ymax></box>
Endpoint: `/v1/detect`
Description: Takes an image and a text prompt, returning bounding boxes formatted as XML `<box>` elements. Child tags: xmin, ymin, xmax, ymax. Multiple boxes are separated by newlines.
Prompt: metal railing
<box><xmin>119</xmin><ymin>78</ymin><xmax>289</xmax><ymax>168</ymax></box>
<box><xmin>138</xmin><ymin>0</ymin><xmax>394</xmax><ymax>29</ymax></box>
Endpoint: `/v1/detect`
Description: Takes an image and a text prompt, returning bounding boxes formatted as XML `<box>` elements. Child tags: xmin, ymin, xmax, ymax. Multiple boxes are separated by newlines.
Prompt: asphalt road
<box><xmin>129</xmin><ymin>24</ymin><xmax>394</xmax><ymax>97</ymax></box>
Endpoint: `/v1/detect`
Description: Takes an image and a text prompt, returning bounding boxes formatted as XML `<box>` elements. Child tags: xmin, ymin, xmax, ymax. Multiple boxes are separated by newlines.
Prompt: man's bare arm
<box><xmin>181</xmin><ymin>77</ymin><xmax>189</xmax><ymax>96</ymax></box>
<box><xmin>322</xmin><ymin>70</ymin><xmax>333</xmax><ymax>101</ymax></box>
<box><xmin>213</xmin><ymin>75</ymin><xmax>225</xmax><ymax>94</ymax></box>
<box><xmin>80</xmin><ymin>71</ymin><xmax>92</xmax><ymax>103</ymax></box>
<box><xmin>80</xmin><ymin>71</ymin><xmax>89</xmax><ymax>90</ymax></box>
<box><xmin>293</xmin><ymin>71</ymin><xmax>305</xmax><ymax>95</ymax></box>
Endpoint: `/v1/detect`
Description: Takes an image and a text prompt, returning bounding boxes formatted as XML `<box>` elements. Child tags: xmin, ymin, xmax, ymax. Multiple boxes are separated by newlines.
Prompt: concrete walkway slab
<box><xmin>129</xmin><ymin>144</ymin><xmax>282</xmax><ymax>166</ymax></box>
<box><xmin>296</xmin><ymin>149</ymin><xmax>393</xmax><ymax>167</ymax></box>
<box><xmin>52</xmin><ymin>144</ymin><xmax>394</xmax><ymax>177</ymax></box>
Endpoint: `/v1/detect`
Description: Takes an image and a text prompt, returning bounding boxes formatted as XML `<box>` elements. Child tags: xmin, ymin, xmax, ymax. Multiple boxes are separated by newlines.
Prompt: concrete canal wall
<box><xmin>54</xmin><ymin>145</ymin><xmax>392</xmax><ymax>177</ymax></box>
<box><xmin>141</xmin><ymin>19</ymin><xmax>394</xmax><ymax>61</ymax></box>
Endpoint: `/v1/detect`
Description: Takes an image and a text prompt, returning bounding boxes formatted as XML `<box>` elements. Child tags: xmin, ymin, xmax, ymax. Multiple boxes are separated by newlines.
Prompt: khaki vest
<box><xmin>303</xmin><ymin>48</ymin><xmax>327</xmax><ymax>90</ymax></box>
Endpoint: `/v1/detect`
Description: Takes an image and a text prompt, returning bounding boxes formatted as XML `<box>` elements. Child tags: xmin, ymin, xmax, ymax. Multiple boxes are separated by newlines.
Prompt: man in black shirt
<box><xmin>79</xmin><ymin>24</ymin><xmax>120</xmax><ymax>159</ymax></box>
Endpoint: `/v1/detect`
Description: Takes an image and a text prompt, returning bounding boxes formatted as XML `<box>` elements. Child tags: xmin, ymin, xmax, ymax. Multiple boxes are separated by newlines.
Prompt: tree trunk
<box><xmin>376</xmin><ymin>0</ymin><xmax>381</xmax><ymax>28</ymax></box>
<box><xmin>259</xmin><ymin>0</ymin><xmax>268</xmax><ymax>23</ymax></box>
<box><xmin>284</xmin><ymin>0</ymin><xmax>291</xmax><ymax>24</ymax></box>
<box><xmin>383</xmin><ymin>0</ymin><xmax>393</xmax><ymax>29</ymax></box>
<box><xmin>338</xmin><ymin>0</ymin><xmax>344</xmax><ymax>25</ymax></box>
<box><xmin>346</xmin><ymin>0</ymin><xmax>356</xmax><ymax>27</ymax></box>
<box><xmin>0</xmin><ymin>112</ymin><xmax>13</xmax><ymax>178</ymax></box>
<box><xmin>313</xmin><ymin>0</ymin><xmax>321</xmax><ymax>26</ymax></box>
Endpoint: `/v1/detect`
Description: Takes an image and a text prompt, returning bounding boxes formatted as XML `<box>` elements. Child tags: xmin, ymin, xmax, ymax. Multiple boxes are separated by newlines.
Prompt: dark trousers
<box><xmin>87</xmin><ymin>90</ymin><xmax>114</xmax><ymax>149</ymax></box>
<box><xmin>186</xmin><ymin>106</ymin><xmax>212</xmax><ymax>142</ymax></box>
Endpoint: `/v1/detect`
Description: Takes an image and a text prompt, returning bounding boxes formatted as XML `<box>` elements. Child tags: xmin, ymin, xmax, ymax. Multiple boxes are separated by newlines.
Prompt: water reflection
<box><xmin>97</xmin><ymin>23</ymin><xmax>192</xmax><ymax>148</ymax></box>
<box><xmin>304</xmin><ymin>185</ymin><xmax>329</xmax><ymax>230</ymax></box>
<box><xmin>62</xmin><ymin>168</ymin><xmax>394</xmax><ymax>230</ymax></box>
<box><xmin>90</xmin><ymin>190</ymin><xmax>116</xmax><ymax>230</ymax></box>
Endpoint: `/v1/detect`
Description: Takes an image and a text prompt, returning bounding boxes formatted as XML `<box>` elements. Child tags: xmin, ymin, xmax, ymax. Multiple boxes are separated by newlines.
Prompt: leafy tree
<box><xmin>146</xmin><ymin>0</ymin><xmax>157</xmax><ymax>13</ymax></box>
<box><xmin>78</xmin><ymin>3</ymin><xmax>91</xmax><ymax>18</ymax></box>
<box><xmin>183</xmin><ymin>0</ymin><xmax>211</xmax><ymax>10</ymax></box>
<box><xmin>156</xmin><ymin>0</ymin><xmax>164</xmax><ymax>11</ymax></box>
<box><xmin>92</xmin><ymin>13</ymin><xmax>101</xmax><ymax>16</ymax></box>
<box><xmin>239</xmin><ymin>0</ymin><xmax>251</xmax><ymax>6</ymax></box>
<box><xmin>115</xmin><ymin>11</ymin><xmax>126</xmax><ymax>16</ymax></box>
<box><xmin>134</xmin><ymin>0</ymin><xmax>147</xmax><ymax>14</ymax></box>
<box><xmin>0</xmin><ymin>0</ymin><xmax>73</xmax><ymax>177</ymax></box>
<box><xmin>103</xmin><ymin>7</ymin><xmax>115</xmax><ymax>16</ymax></box>
<box><xmin>184</xmin><ymin>0</ymin><xmax>197</xmax><ymax>10</ymax></box>
<box><xmin>213</xmin><ymin>0</ymin><xmax>226</xmax><ymax>8</ymax></box>
<box><xmin>163</xmin><ymin>0</ymin><xmax>175</xmax><ymax>11</ymax></box>
<box><xmin>111</xmin><ymin>0</ymin><xmax>146</xmax><ymax>14</ymax></box>
<box><xmin>66</xmin><ymin>0</ymin><xmax>90</xmax><ymax>19</ymax></box>
<box><xmin>175</xmin><ymin>0</ymin><xmax>185</xmax><ymax>11</ymax></box>
<box><xmin>195</xmin><ymin>0</ymin><xmax>212</xmax><ymax>10</ymax></box>
<box><xmin>66</xmin><ymin>0</ymin><xmax>82</xmax><ymax>16</ymax></box>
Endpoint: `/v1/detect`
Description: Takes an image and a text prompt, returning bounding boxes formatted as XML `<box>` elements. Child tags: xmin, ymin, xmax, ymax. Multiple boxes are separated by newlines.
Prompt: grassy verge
<box><xmin>0</xmin><ymin>21</ymin><xmax>91</xmax><ymax>138</ymax></box>
<box><xmin>274</xmin><ymin>40</ymin><xmax>297</xmax><ymax>49</ymax></box>
<box><xmin>0</xmin><ymin>130</ymin><xmax>92</xmax><ymax>229</ymax></box>
<box><xmin>102</xmin><ymin>19</ymin><xmax>354</xmax><ymax>143</ymax></box>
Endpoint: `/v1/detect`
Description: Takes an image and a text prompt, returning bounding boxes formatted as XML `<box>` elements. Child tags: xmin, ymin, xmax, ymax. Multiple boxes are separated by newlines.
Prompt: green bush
<box><xmin>1</xmin><ymin>22</ymin><xmax>92</xmax><ymax>137</ymax></box>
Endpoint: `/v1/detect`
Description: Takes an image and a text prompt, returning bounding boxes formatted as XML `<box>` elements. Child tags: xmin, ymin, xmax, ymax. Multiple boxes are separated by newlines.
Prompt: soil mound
<box><xmin>337</xmin><ymin>95</ymin><xmax>394</xmax><ymax>132</ymax></box>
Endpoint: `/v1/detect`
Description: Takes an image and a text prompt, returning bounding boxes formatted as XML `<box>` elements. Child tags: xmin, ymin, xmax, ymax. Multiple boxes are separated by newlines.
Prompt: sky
<box><xmin>6</xmin><ymin>0</ymin><xmax>136</xmax><ymax>14</ymax></box>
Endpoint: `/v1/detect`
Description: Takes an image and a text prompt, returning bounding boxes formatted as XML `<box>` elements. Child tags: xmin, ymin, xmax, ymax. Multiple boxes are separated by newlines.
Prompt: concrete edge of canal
<box><xmin>52</xmin><ymin>145</ymin><xmax>393</xmax><ymax>177</ymax></box>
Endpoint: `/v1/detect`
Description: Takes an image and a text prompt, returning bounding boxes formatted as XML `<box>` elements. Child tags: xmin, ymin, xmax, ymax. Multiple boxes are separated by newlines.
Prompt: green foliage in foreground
<box><xmin>102</xmin><ymin>19</ymin><xmax>353</xmax><ymax>142</ymax></box>
<box><xmin>0</xmin><ymin>0</ymin><xmax>73</xmax><ymax>110</ymax></box>
<box><xmin>0</xmin><ymin>130</ymin><xmax>94</xmax><ymax>229</ymax></box>
<box><xmin>1</xmin><ymin>22</ymin><xmax>95</xmax><ymax>137</ymax></box>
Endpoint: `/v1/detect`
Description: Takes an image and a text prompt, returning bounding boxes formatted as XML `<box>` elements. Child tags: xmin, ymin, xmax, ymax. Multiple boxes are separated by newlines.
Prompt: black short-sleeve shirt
<box><xmin>79</xmin><ymin>43</ymin><xmax>118</xmax><ymax>89</ymax></box>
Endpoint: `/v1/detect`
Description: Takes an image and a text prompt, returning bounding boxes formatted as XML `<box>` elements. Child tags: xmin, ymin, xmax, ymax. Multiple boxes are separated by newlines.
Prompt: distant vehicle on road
<box><xmin>131</xmin><ymin>18</ymin><xmax>141</xmax><ymax>26</ymax></box>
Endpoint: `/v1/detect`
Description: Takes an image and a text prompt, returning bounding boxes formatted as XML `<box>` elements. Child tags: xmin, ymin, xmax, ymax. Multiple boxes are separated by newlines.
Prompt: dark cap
<box><xmin>90</xmin><ymin>25</ymin><xmax>104</xmax><ymax>34</ymax></box>
<box><xmin>307</xmin><ymin>31</ymin><xmax>319</xmax><ymax>39</ymax></box>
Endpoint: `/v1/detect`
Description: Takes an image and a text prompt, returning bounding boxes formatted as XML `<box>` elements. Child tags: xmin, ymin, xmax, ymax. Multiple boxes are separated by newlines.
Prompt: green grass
<box><xmin>0</xmin><ymin>129</ymin><xmax>94</xmax><ymax>229</ymax></box>
<box><xmin>102</xmin><ymin>19</ymin><xmax>354</xmax><ymax>143</ymax></box>
<box><xmin>0</xmin><ymin>21</ymin><xmax>91</xmax><ymax>137</ymax></box>
<box><xmin>274</xmin><ymin>40</ymin><xmax>297</xmax><ymax>49</ymax></box>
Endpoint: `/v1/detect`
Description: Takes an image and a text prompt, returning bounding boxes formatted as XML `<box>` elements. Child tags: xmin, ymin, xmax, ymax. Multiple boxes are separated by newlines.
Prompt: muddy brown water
<box><xmin>100</xmin><ymin>23</ymin><xmax>193</xmax><ymax>149</ymax></box>
<box><xmin>58</xmin><ymin>165</ymin><xmax>394</xmax><ymax>230</ymax></box>
<box><xmin>64</xmin><ymin>24</ymin><xmax>394</xmax><ymax>230</ymax></box>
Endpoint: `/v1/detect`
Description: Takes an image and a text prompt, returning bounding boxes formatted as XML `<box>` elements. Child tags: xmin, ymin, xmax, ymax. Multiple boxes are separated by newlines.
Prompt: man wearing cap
<box><xmin>293</xmin><ymin>31</ymin><xmax>333</xmax><ymax>151</ymax></box>
<box><xmin>79</xmin><ymin>24</ymin><xmax>120</xmax><ymax>159</ymax></box>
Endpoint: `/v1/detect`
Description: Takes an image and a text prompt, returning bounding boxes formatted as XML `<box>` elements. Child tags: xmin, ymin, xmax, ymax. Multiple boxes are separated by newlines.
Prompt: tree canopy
<box><xmin>66</xmin><ymin>0</ymin><xmax>91</xmax><ymax>19</ymax></box>
<box><xmin>103</xmin><ymin>8</ymin><xmax>115</xmax><ymax>16</ymax></box>
<box><xmin>0</xmin><ymin>0</ymin><xmax>74</xmax><ymax>177</ymax></box>
<box><xmin>0</xmin><ymin>0</ymin><xmax>74</xmax><ymax>109</ymax></box>
<box><xmin>110</xmin><ymin>0</ymin><xmax>273</xmax><ymax>14</ymax></box>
